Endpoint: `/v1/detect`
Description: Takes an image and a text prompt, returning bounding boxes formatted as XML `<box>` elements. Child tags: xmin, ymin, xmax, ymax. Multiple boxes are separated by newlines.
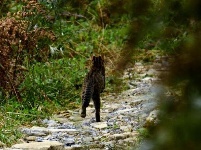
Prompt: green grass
<box><xmin>0</xmin><ymin>114</ymin><xmax>22</xmax><ymax>146</ymax></box>
<box><xmin>20</xmin><ymin>58</ymin><xmax>86</xmax><ymax>107</ymax></box>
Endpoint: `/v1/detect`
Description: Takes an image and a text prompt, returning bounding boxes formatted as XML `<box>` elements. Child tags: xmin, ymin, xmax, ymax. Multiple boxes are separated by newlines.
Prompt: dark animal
<box><xmin>81</xmin><ymin>56</ymin><xmax>105</xmax><ymax>122</ymax></box>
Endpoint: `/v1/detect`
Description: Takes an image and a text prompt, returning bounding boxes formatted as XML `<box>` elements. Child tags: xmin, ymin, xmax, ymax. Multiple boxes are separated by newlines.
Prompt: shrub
<box><xmin>0</xmin><ymin>1</ymin><xmax>55</xmax><ymax>101</ymax></box>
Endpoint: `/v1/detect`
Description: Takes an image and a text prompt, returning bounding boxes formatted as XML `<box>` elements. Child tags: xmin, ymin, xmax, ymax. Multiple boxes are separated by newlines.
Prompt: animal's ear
<box><xmin>91</xmin><ymin>55</ymin><xmax>95</xmax><ymax>61</ymax></box>
<box><xmin>99</xmin><ymin>55</ymin><xmax>104</xmax><ymax>62</ymax></box>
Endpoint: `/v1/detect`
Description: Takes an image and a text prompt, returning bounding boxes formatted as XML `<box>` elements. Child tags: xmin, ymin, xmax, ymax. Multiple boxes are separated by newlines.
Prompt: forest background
<box><xmin>1</xmin><ymin>0</ymin><xmax>201</xmax><ymax>149</ymax></box>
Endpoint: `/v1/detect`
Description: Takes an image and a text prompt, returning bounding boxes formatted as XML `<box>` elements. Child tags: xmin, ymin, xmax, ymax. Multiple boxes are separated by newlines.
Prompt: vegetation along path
<box><xmin>5</xmin><ymin>53</ymin><xmax>169</xmax><ymax>150</ymax></box>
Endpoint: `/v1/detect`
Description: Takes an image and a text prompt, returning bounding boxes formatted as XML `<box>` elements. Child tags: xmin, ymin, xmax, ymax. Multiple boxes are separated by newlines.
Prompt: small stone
<box><xmin>101</xmin><ymin>129</ymin><xmax>109</xmax><ymax>134</ymax></box>
<box><xmin>93</xmin><ymin>136</ymin><xmax>101</xmax><ymax>141</ymax></box>
<box><xmin>57</xmin><ymin>123</ymin><xmax>76</xmax><ymax>129</ymax></box>
<box><xmin>107</xmin><ymin>118</ymin><xmax>116</xmax><ymax>126</ymax></box>
<box><xmin>135</xmin><ymin>62</ymin><xmax>143</xmax><ymax>66</ymax></box>
<box><xmin>82</xmin><ymin>137</ymin><xmax>93</xmax><ymax>143</ymax></box>
<box><xmin>65</xmin><ymin>147</ymin><xmax>74</xmax><ymax>150</ymax></box>
<box><xmin>30</xmin><ymin>126</ymin><xmax>47</xmax><ymax>130</ymax></box>
<box><xmin>68</xmin><ymin>116</ymin><xmax>83</xmax><ymax>122</ymax></box>
<box><xmin>145</xmin><ymin>109</ymin><xmax>159</xmax><ymax>127</ymax></box>
<box><xmin>118</xmin><ymin>139</ymin><xmax>124</xmax><ymax>145</ymax></box>
<box><xmin>24</xmin><ymin>136</ymin><xmax>37</xmax><ymax>142</ymax></box>
<box><xmin>70</xmin><ymin>144</ymin><xmax>82</xmax><ymax>150</ymax></box>
<box><xmin>116</xmin><ymin>108</ymin><xmax>136</xmax><ymax>114</ymax></box>
<box><xmin>142</xmin><ymin>77</ymin><xmax>152</xmax><ymax>83</ymax></box>
<box><xmin>108</xmin><ymin>134</ymin><xmax>127</xmax><ymax>141</ymax></box>
<box><xmin>104</xmin><ymin>141</ymin><xmax>115</xmax><ymax>149</ymax></box>
<box><xmin>147</xmin><ymin>68</ymin><xmax>157</xmax><ymax>76</ymax></box>
<box><xmin>63</xmin><ymin>138</ymin><xmax>75</xmax><ymax>146</ymax></box>
<box><xmin>36</xmin><ymin>137</ymin><xmax>44</xmax><ymax>142</ymax></box>
<box><xmin>139</xmin><ymin>73</ymin><xmax>147</xmax><ymax>77</ymax></box>
<box><xmin>43</xmin><ymin>119</ymin><xmax>58</xmax><ymax>127</ymax></box>
<box><xmin>30</xmin><ymin>126</ymin><xmax>78</xmax><ymax>133</ymax></box>
<box><xmin>21</xmin><ymin>128</ymin><xmax>47</xmax><ymax>136</ymax></box>
<box><xmin>44</xmin><ymin>135</ymin><xmax>52</xmax><ymax>140</ymax></box>
<box><xmin>12</xmin><ymin>141</ymin><xmax>64</xmax><ymax>150</ymax></box>
<box><xmin>123</xmin><ymin>131</ymin><xmax>138</xmax><ymax>138</ymax></box>
<box><xmin>105</xmin><ymin>104</ymin><xmax>119</xmax><ymax>112</ymax></box>
<box><xmin>87</xmin><ymin>143</ymin><xmax>104</xmax><ymax>149</ymax></box>
<box><xmin>123</xmin><ymin>137</ymin><xmax>137</xmax><ymax>144</ymax></box>
<box><xmin>120</xmin><ymin>125</ymin><xmax>132</xmax><ymax>132</ymax></box>
<box><xmin>90</xmin><ymin>122</ymin><xmax>108</xmax><ymax>129</ymax></box>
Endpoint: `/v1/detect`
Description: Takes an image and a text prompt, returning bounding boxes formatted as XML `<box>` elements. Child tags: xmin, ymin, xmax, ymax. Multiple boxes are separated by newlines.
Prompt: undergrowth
<box><xmin>0</xmin><ymin>0</ymin><xmax>129</xmax><ymax>146</ymax></box>
<box><xmin>0</xmin><ymin>0</ymin><xmax>188</xmax><ymax>147</ymax></box>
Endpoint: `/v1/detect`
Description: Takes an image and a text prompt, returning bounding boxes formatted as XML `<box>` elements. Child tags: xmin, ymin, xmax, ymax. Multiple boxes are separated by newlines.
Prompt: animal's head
<box><xmin>91</xmin><ymin>55</ymin><xmax>104</xmax><ymax>71</ymax></box>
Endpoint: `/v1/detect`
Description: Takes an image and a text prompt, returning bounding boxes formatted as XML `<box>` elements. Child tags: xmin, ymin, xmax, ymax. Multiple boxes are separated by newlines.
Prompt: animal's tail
<box><xmin>81</xmin><ymin>77</ymin><xmax>94</xmax><ymax>107</ymax></box>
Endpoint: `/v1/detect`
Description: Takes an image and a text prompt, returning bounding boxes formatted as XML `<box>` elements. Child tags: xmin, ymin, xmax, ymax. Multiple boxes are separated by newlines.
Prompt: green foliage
<box><xmin>0</xmin><ymin>101</ymin><xmax>39</xmax><ymax>146</ymax></box>
<box><xmin>2</xmin><ymin>0</ymin><xmax>198</xmax><ymax>147</ymax></box>
<box><xmin>20</xmin><ymin>58</ymin><xmax>86</xmax><ymax>108</ymax></box>
<box><xmin>137</xmin><ymin>127</ymin><xmax>150</xmax><ymax>140</ymax></box>
<box><xmin>0</xmin><ymin>123</ymin><xmax>22</xmax><ymax>146</ymax></box>
<box><xmin>0</xmin><ymin>1</ymin><xmax>131</xmax><ymax>146</ymax></box>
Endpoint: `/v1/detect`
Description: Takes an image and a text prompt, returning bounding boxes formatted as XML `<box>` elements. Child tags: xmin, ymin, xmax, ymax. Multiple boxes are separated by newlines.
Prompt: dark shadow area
<box><xmin>112</xmin><ymin>0</ymin><xmax>201</xmax><ymax>149</ymax></box>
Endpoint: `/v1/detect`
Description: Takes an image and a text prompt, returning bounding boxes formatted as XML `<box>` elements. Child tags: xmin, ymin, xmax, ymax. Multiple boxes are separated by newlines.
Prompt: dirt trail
<box><xmin>7</xmin><ymin>53</ymin><xmax>169</xmax><ymax>150</ymax></box>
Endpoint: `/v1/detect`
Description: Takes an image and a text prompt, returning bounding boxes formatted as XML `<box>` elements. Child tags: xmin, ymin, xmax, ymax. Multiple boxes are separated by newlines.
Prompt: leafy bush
<box><xmin>0</xmin><ymin>0</ymin><xmax>56</xmax><ymax>101</ymax></box>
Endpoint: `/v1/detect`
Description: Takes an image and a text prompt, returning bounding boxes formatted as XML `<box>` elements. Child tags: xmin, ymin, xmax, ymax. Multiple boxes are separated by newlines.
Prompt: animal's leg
<box><xmin>81</xmin><ymin>97</ymin><xmax>91</xmax><ymax>118</ymax></box>
<box><xmin>81</xmin><ymin>79</ymin><xmax>93</xmax><ymax>118</ymax></box>
<box><xmin>81</xmin><ymin>106</ymin><xmax>86</xmax><ymax>118</ymax></box>
<box><xmin>92</xmin><ymin>91</ymin><xmax>101</xmax><ymax>122</ymax></box>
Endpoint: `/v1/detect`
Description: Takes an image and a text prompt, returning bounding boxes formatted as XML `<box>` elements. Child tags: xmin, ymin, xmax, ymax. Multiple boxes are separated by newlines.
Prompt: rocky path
<box><xmin>6</xmin><ymin>55</ymin><xmax>168</xmax><ymax>150</ymax></box>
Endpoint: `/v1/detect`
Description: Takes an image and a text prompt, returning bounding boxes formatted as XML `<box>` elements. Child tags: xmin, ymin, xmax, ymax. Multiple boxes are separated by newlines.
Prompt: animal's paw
<box><xmin>81</xmin><ymin>113</ymin><xmax>86</xmax><ymax>118</ymax></box>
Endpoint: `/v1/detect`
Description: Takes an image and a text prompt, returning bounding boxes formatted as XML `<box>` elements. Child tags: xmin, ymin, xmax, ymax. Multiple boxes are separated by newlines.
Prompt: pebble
<box><xmin>90</xmin><ymin>122</ymin><xmax>108</xmax><ymax>129</ymax></box>
<box><xmin>12</xmin><ymin>141</ymin><xmax>64</xmax><ymax>150</ymax></box>
<box><xmin>108</xmin><ymin>134</ymin><xmax>127</xmax><ymax>140</ymax></box>
<box><xmin>24</xmin><ymin>136</ymin><xmax>37</xmax><ymax>142</ymax></box>
<box><xmin>120</xmin><ymin>125</ymin><xmax>132</xmax><ymax>132</ymax></box>
<box><xmin>82</xmin><ymin>137</ymin><xmax>93</xmax><ymax>143</ymax></box>
<box><xmin>63</xmin><ymin>137</ymin><xmax>75</xmax><ymax>146</ymax></box>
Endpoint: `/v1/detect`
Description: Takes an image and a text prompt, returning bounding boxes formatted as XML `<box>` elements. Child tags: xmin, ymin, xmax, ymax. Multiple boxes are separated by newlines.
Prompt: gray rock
<box><xmin>147</xmin><ymin>69</ymin><xmax>157</xmax><ymax>76</ymax></box>
<box><xmin>12</xmin><ymin>141</ymin><xmax>64</xmax><ymax>150</ymax></box>
<box><xmin>36</xmin><ymin>137</ymin><xmax>44</xmax><ymax>142</ymax></box>
<box><xmin>123</xmin><ymin>137</ymin><xmax>137</xmax><ymax>144</ymax></box>
<box><xmin>63</xmin><ymin>137</ymin><xmax>75</xmax><ymax>146</ymax></box>
<box><xmin>21</xmin><ymin>127</ymin><xmax>47</xmax><ymax>136</ymax></box>
<box><xmin>43</xmin><ymin>119</ymin><xmax>58</xmax><ymax>127</ymax></box>
<box><xmin>108</xmin><ymin>134</ymin><xmax>127</xmax><ymax>140</ymax></box>
<box><xmin>82</xmin><ymin>137</ymin><xmax>93</xmax><ymax>143</ymax></box>
<box><xmin>145</xmin><ymin>109</ymin><xmax>159</xmax><ymax>126</ymax></box>
<box><xmin>66</xmin><ymin>144</ymin><xmax>82</xmax><ymax>150</ymax></box>
<box><xmin>120</xmin><ymin>125</ymin><xmax>132</xmax><ymax>132</ymax></box>
<box><xmin>90</xmin><ymin>122</ymin><xmax>108</xmax><ymax>129</ymax></box>
<box><xmin>24</xmin><ymin>136</ymin><xmax>37</xmax><ymax>142</ymax></box>
<box><xmin>57</xmin><ymin>123</ymin><xmax>75</xmax><ymax>129</ymax></box>
<box><xmin>116</xmin><ymin>108</ymin><xmax>137</xmax><ymax>114</ymax></box>
<box><xmin>27</xmin><ymin>126</ymin><xmax>78</xmax><ymax>133</ymax></box>
<box><xmin>123</xmin><ymin>131</ymin><xmax>138</xmax><ymax>138</ymax></box>
<box><xmin>86</xmin><ymin>143</ymin><xmax>104</xmax><ymax>149</ymax></box>
<box><xmin>104</xmin><ymin>142</ymin><xmax>115</xmax><ymax>150</ymax></box>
